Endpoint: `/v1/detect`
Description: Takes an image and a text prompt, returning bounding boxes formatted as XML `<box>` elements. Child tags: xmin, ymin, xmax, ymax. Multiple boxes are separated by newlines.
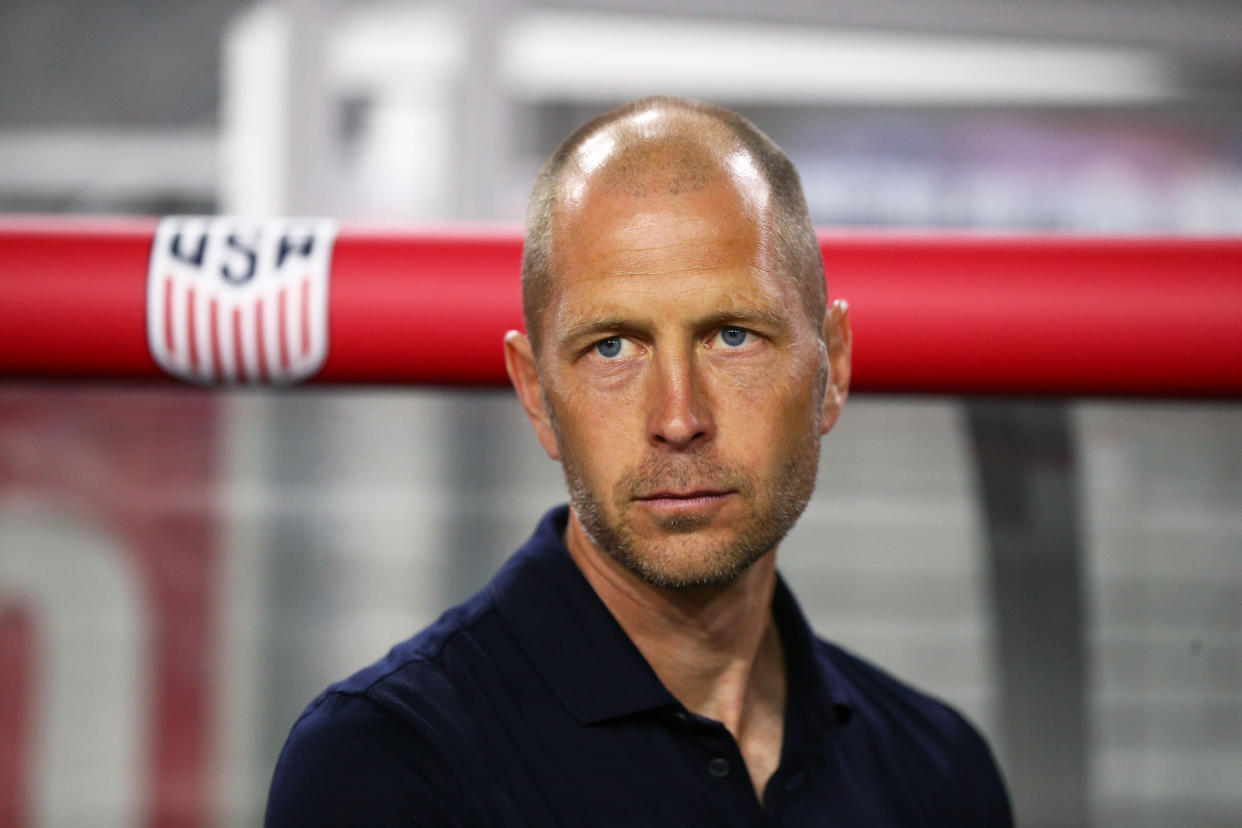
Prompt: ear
<box><xmin>503</xmin><ymin>330</ymin><xmax>562</xmax><ymax>460</ymax></box>
<box><xmin>819</xmin><ymin>299</ymin><xmax>852</xmax><ymax>435</ymax></box>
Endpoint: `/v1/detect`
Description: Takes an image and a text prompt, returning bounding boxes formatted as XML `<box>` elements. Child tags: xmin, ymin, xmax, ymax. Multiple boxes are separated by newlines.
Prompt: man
<box><xmin>267</xmin><ymin>96</ymin><xmax>1011</xmax><ymax>826</ymax></box>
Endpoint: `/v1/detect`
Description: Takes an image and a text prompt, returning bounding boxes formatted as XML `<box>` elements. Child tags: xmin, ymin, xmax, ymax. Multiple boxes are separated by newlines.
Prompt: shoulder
<box><xmin>814</xmin><ymin>638</ymin><xmax>1013</xmax><ymax>825</ymax></box>
<box><xmin>266</xmin><ymin>595</ymin><xmax>502</xmax><ymax>827</ymax></box>
<box><xmin>266</xmin><ymin>506</ymin><xmax>577</xmax><ymax>826</ymax></box>
<box><xmin>265</xmin><ymin>691</ymin><xmax>460</xmax><ymax>826</ymax></box>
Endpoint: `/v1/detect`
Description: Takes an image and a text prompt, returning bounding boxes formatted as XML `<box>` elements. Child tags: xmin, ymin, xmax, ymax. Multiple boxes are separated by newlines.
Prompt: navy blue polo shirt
<box><xmin>267</xmin><ymin>505</ymin><xmax>1011</xmax><ymax>826</ymax></box>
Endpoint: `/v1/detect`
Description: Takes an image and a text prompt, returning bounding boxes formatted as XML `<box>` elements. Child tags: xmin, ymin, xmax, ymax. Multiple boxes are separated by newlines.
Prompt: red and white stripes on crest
<box><xmin>146</xmin><ymin>217</ymin><xmax>336</xmax><ymax>385</ymax></box>
<box><xmin>157</xmin><ymin>271</ymin><xmax>314</xmax><ymax>383</ymax></box>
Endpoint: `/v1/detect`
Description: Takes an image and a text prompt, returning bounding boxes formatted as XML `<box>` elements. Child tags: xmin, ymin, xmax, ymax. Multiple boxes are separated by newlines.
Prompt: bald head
<box><xmin>521</xmin><ymin>96</ymin><xmax>825</xmax><ymax>353</ymax></box>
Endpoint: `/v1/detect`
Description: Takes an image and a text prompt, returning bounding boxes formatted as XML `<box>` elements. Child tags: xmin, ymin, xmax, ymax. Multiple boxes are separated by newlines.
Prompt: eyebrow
<box><xmin>557</xmin><ymin>317</ymin><xmax>642</xmax><ymax>350</ymax></box>
<box><xmin>697</xmin><ymin>307</ymin><xmax>788</xmax><ymax>333</ymax></box>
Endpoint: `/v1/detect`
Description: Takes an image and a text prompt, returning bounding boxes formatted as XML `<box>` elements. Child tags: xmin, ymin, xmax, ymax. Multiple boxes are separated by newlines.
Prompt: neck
<box><xmin>565</xmin><ymin>510</ymin><xmax>787</xmax><ymax>796</ymax></box>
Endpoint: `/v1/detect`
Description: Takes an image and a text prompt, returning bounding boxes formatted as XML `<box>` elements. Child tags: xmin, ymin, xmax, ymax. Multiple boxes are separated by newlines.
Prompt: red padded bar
<box><xmin>826</xmin><ymin>235</ymin><xmax>1242</xmax><ymax>397</ymax></box>
<box><xmin>1</xmin><ymin>217</ymin><xmax>1239</xmax><ymax>396</ymax></box>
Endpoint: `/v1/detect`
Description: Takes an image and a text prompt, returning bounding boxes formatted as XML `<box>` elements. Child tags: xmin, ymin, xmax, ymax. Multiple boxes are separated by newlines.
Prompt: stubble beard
<box><xmin>557</xmin><ymin>419</ymin><xmax>823</xmax><ymax>590</ymax></box>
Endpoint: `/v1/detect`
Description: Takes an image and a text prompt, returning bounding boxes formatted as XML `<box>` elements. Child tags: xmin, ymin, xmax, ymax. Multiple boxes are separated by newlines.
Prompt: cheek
<box><xmin>560</xmin><ymin>383</ymin><xmax>639</xmax><ymax>444</ymax></box>
<box><xmin>712</xmin><ymin>348</ymin><xmax>812</xmax><ymax>403</ymax></box>
<box><xmin>553</xmin><ymin>361</ymin><xmax>650</xmax><ymax>430</ymax></box>
<box><xmin>549</xmin><ymin>388</ymin><xmax>638</xmax><ymax>485</ymax></box>
<box><xmin>713</xmin><ymin>360</ymin><xmax>820</xmax><ymax>457</ymax></box>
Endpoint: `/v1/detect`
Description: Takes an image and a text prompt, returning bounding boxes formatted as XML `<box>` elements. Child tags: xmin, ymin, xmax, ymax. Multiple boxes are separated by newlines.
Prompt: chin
<box><xmin>604</xmin><ymin>526</ymin><xmax>773</xmax><ymax>590</ymax></box>
<box><xmin>565</xmin><ymin>454</ymin><xmax>813</xmax><ymax>590</ymax></box>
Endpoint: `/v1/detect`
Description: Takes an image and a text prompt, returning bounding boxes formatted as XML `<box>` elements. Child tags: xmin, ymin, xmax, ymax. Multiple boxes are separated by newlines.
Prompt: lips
<box><xmin>632</xmin><ymin>490</ymin><xmax>737</xmax><ymax>518</ymax></box>
<box><xmin>635</xmin><ymin>489</ymin><xmax>732</xmax><ymax>501</ymax></box>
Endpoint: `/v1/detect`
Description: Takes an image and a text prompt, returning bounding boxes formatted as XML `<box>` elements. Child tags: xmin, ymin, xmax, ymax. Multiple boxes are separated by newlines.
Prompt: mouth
<box><xmin>633</xmin><ymin>489</ymin><xmax>735</xmax><ymax>512</ymax></box>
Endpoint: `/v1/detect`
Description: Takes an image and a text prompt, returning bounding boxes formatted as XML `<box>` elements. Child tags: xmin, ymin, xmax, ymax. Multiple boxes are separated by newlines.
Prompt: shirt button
<box><xmin>785</xmin><ymin>771</ymin><xmax>807</xmax><ymax>791</ymax></box>
<box><xmin>707</xmin><ymin>757</ymin><xmax>731</xmax><ymax>778</ymax></box>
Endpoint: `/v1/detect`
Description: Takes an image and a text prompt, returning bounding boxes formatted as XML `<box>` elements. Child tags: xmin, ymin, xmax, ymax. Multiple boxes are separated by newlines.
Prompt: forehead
<box><xmin>545</xmin><ymin>179</ymin><xmax>793</xmax><ymax>332</ymax></box>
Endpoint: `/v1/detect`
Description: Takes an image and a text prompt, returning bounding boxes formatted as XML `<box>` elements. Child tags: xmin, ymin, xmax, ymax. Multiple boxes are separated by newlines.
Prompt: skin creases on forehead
<box><xmin>546</xmin><ymin>177</ymin><xmax>790</xmax><ymax>350</ymax></box>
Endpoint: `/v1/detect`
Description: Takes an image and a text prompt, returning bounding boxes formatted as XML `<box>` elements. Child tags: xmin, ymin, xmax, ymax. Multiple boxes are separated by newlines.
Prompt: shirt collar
<box><xmin>771</xmin><ymin>572</ymin><xmax>854</xmax><ymax>741</ymax></box>
<box><xmin>492</xmin><ymin>504</ymin><xmax>852</xmax><ymax>732</ymax></box>
<box><xmin>491</xmin><ymin>505</ymin><xmax>677</xmax><ymax>724</ymax></box>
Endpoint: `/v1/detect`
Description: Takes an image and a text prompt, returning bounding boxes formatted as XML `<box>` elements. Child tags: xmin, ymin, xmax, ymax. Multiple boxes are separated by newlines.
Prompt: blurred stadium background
<box><xmin>1</xmin><ymin>1</ymin><xmax>1239</xmax><ymax>826</ymax></box>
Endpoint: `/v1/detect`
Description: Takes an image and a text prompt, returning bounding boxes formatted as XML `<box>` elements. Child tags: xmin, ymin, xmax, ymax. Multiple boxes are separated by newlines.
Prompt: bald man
<box><xmin>267</xmin><ymin>97</ymin><xmax>1012</xmax><ymax>827</ymax></box>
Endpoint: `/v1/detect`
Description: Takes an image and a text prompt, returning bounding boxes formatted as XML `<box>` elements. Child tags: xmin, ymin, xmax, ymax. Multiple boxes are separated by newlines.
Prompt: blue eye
<box><xmin>595</xmin><ymin>336</ymin><xmax>623</xmax><ymax>358</ymax></box>
<box><xmin>720</xmin><ymin>327</ymin><xmax>749</xmax><ymax>347</ymax></box>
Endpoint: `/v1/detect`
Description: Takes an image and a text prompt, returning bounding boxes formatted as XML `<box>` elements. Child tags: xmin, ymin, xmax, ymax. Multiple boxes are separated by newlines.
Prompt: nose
<box><xmin>647</xmin><ymin>351</ymin><xmax>714</xmax><ymax>450</ymax></box>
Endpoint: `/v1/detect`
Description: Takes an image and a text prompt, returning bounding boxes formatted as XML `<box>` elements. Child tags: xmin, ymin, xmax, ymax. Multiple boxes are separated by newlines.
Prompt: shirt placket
<box><xmin>667</xmin><ymin>709</ymin><xmax>768</xmax><ymax>827</ymax></box>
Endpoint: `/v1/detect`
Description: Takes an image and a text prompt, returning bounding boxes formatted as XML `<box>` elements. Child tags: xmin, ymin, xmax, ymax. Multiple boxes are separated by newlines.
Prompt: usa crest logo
<box><xmin>147</xmin><ymin>216</ymin><xmax>336</xmax><ymax>385</ymax></box>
